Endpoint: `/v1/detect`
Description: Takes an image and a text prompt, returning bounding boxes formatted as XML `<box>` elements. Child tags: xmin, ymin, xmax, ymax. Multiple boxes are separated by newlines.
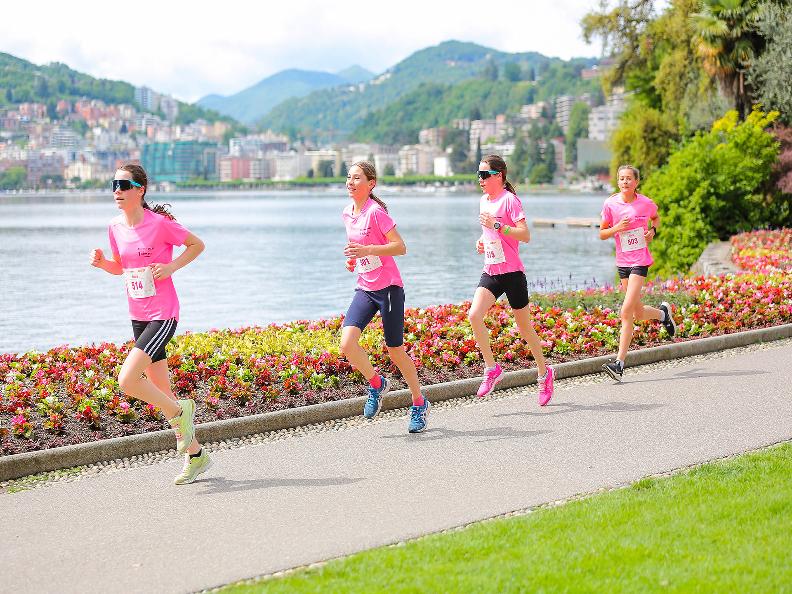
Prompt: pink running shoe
<box><xmin>538</xmin><ymin>365</ymin><xmax>555</xmax><ymax>406</ymax></box>
<box><xmin>477</xmin><ymin>364</ymin><xmax>503</xmax><ymax>398</ymax></box>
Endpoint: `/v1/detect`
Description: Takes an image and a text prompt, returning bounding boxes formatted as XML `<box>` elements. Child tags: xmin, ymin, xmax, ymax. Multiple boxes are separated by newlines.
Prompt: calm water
<box><xmin>0</xmin><ymin>188</ymin><xmax>614</xmax><ymax>353</ymax></box>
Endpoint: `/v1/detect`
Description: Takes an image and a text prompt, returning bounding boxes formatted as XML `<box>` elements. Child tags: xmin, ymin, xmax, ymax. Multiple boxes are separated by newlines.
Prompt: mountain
<box><xmin>197</xmin><ymin>66</ymin><xmax>374</xmax><ymax>124</ymax></box>
<box><xmin>0</xmin><ymin>52</ymin><xmax>235</xmax><ymax>126</ymax></box>
<box><xmin>258</xmin><ymin>40</ymin><xmax>596</xmax><ymax>141</ymax></box>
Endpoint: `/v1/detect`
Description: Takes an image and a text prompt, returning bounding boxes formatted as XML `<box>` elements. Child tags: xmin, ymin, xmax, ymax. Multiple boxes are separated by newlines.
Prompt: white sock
<box><xmin>659</xmin><ymin>309</ymin><xmax>667</xmax><ymax>322</ymax></box>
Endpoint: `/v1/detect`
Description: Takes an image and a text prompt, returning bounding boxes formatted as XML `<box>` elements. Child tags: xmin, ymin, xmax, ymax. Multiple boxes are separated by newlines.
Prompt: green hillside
<box><xmin>0</xmin><ymin>52</ymin><xmax>236</xmax><ymax>126</ymax></box>
<box><xmin>354</xmin><ymin>60</ymin><xmax>602</xmax><ymax>145</ymax></box>
<box><xmin>258</xmin><ymin>40</ymin><xmax>594</xmax><ymax>141</ymax></box>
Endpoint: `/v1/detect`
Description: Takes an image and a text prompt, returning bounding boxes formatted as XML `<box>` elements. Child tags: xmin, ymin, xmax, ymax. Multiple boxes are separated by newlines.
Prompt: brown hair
<box><xmin>351</xmin><ymin>160</ymin><xmax>388</xmax><ymax>212</ymax></box>
<box><xmin>481</xmin><ymin>154</ymin><xmax>518</xmax><ymax>196</ymax></box>
<box><xmin>617</xmin><ymin>164</ymin><xmax>640</xmax><ymax>181</ymax></box>
<box><xmin>119</xmin><ymin>163</ymin><xmax>175</xmax><ymax>220</ymax></box>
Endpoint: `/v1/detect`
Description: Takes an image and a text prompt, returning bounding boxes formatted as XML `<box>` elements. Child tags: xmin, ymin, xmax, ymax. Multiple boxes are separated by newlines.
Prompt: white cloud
<box><xmin>1</xmin><ymin>0</ymin><xmax>601</xmax><ymax>102</ymax></box>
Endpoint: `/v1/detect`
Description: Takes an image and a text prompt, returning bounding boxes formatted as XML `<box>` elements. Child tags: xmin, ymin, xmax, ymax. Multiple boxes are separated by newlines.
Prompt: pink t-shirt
<box><xmin>108</xmin><ymin>209</ymin><xmax>190</xmax><ymax>321</ymax></box>
<box><xmin>601</xmin><ymin>193</ymin><xmax>658</xmax><ymax>267</ymax></box>
<box><xmin>342</xmin><ymin>198</ymin><xmax>403</xmax><ymax>292</ymax></box>
<box><xmin>480</xmin><ymin>190</ymin><xmax>526</xmax><ymax>276</ymax></box>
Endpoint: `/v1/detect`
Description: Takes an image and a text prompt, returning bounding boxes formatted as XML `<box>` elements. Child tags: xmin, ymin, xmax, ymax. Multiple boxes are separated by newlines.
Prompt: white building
<box><xmin>134</xmin><ymin>87</ymin><xmax>160</xmax><ymax>112</ymax></box>
<box><xmin>588</xmin><ymin>91</ymin><xmax>627</xmax><ymax>141</ymax></box>
<box><xmin>555</xmin><ymin>95</ymin><xmax>576</xmax><ymax>133</ymax></box>
<box><xmin>398</xmin><ymin>144</ymin><xmax>439</xmax><ymax>176</ymax></box>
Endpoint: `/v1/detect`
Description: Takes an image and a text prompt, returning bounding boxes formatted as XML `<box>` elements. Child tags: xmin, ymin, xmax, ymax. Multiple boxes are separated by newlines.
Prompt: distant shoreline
<box><xmin>0</xmin><ymin>182</ymin><xmax>605</xmax><ymax>199</ymax></box>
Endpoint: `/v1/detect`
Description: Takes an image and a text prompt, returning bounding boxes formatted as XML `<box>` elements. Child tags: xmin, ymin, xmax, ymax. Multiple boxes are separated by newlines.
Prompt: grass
<box><xmin>220</xmin><ymin>442</ymin><xmax>792</xmax><ymax>593</ymax></box>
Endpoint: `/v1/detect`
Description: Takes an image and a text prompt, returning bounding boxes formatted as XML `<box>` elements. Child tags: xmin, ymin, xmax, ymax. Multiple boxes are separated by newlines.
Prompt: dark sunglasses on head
<box><xmin>477</xmin><ymin>169</ymin><xmax>500</xmax><ymax>180</ymax></box>
<box><xmin>112</xmin><ymin>179</ymin><xmax>142</xmax><ymax>192</ymax></box>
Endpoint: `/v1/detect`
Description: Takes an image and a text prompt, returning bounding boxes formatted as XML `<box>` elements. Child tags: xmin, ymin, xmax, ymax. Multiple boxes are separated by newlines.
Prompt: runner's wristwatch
<box><xmin>493</xmin><ymin>222</ymin><xmax>502</xmax><ymax>231</ymax></box>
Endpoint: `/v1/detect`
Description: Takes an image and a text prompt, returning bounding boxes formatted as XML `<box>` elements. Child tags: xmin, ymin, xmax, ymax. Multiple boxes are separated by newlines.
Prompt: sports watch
<box><xmin>493</xmin><ymin>222</ymin><xmax>502</xmax><ymax>231</ymax></box>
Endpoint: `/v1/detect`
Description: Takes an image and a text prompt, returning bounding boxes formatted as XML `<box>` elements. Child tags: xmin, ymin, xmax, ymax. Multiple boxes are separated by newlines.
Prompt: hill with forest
<box><xmin>258</xmin><ymin>40</ymin><xmax>597</xmax><ymax>141</ymax></box>
<box><xmin>0</xmin><ymin>52</ymin><xmax>235</xmax><ymax>126</ymax></box>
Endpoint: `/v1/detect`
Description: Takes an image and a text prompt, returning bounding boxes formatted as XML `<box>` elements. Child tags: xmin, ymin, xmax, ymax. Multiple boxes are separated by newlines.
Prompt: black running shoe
<box><xmin>659</xmin><ymin>301</ymin><xmax>676</xmax><ymax>337</ymax></box>
<box><xmin>602</xmin><ymin>360</ymin><xmax>624</xmax><ymax>381</ymax></box>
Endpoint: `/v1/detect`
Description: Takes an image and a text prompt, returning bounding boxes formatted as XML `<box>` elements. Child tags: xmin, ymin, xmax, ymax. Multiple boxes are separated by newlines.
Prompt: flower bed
<box><xmin>1</xmin><ymin>271</ymin><xmax>791</xmax><ymax>455</ymax></box>
<box><xmin>731</xmin><ymin>228</ymin><xmax>792</xmax><ymax>272</ymax></box>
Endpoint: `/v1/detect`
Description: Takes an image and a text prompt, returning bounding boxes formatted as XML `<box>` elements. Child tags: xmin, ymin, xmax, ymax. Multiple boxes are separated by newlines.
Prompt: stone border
<box><xmin>690</xmin><ymin>240</ymin><xmax>739</xmax><ymax>276</ymax></box>
<box><xmin>1</xmin><ymin>323</ymin><xmax>790</xmax><ymax>481</ymax></box>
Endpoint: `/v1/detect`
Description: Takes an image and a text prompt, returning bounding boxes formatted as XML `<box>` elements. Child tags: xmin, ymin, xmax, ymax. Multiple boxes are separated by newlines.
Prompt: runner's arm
<box><xmin>90</xmin><ymin>249</ymin><xmax>123</xmax><ymax>275</ymax></box>
<box><xmin>345</xmin><ymin>227</ymin><xmax>406</xmax><ymax>257</ymax></box>
<box><xmin>151</xmin><ymin>232</ymin><xmax>205</xmax><ymax>280</ymax></box>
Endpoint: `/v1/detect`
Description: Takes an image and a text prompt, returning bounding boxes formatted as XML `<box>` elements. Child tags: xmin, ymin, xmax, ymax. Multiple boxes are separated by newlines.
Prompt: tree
<box><xmin>339</xmin><ymin>162</ymin><xmax>348</xmax><ymax>177</ymax></box>
<box><xmin>581</xmin><ymin>0</ymin><xmax>657</xmax><ymax>93</ymax></box>
<box><xmin>544</xmin><ymin>141</ymin><xmax>557</xmax><ymax>176</ymax></box>
<box><xmin>691</xmin><ymin>0</ymin><xmax>766</xmax><ymax>120</ymax></box>
<box><xmin>609</xmin><ymin>104</ymin><xmax>678</xmax><ymax>180</ymax></box>
<box><xmin>383</xmin><ymin>163</ymin><xmax>395</xmax><ymax>176</ymax></box>
<box><xmin>529</xmin><ymin>163</ymin><xmax>552</xmax><ymax>184</ymax></box>
<box><xmin>510</xmin><ymin>135</ymin><xmax>530</xmax><ymax>182</ymax></box>
<box><xmin>482</xmin><ymin>60</ymin><xmax>499</xmax><ymax>81</ymax></box>
<box><xmin>641</xmin><ymin>109</ymin><xmax>788</xmax><ymax>276</ymax></box>
<box><xmin>748</xmin><ymin>3</ymin><xmax>792</xmax><ymax>124</ymax></box>
<box><xmin>565</xmin><ymin>102</ymin><xmax>590</xmax><ymax>165</ymax></box>
<box><xmin>503</xmin><ymin>62</ymin><xmax>522</xmax><ymax>82</ymax></box>
<box><xmin>0</xmin><ymin>166</ymin><xmax>27</xmax><ymax>190</ymax></box>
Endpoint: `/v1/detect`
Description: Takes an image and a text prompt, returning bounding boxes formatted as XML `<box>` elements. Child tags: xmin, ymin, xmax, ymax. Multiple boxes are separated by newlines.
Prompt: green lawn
<box><xmin>220</xmin><ymin>442</ymin><xmax>792</xmax><ymax>593</ymax></box>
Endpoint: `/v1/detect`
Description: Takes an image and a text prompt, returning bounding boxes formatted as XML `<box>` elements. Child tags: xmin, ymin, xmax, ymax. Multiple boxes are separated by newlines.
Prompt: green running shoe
<box><xmin>168</xmin><ymin>399</ymin><xmax>195</xmax><ymax>454</ymax></box>
<box><xmin>174</xmin><ymin>450</ymin><xmax>213</xmax><ymax>485</ymax></box>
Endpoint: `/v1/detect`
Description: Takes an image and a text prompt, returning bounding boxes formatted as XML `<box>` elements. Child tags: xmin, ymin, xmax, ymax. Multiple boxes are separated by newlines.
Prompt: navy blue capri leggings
<box><xmin>342</xmin><ymin>285</ymin><xmax>405</xmax><ymax>347</ymax></box>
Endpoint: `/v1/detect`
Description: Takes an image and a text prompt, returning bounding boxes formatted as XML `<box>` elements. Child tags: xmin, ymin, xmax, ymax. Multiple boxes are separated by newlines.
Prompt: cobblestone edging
<box><xmin>690</xmin><ymin>240</ymin><xmax>740</xmax><ymax>276</ymax></box>
<box><xmin>1</xmin><ymin>324</ymin><xmax>790</xmax><ymax>484</ymax></box>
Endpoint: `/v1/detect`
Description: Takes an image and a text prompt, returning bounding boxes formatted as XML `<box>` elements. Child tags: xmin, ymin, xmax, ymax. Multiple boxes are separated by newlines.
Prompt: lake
<box><xmin>0</xmin><ymin>188</ymin><xmax>614</xmax><ymax>353</ymax></box>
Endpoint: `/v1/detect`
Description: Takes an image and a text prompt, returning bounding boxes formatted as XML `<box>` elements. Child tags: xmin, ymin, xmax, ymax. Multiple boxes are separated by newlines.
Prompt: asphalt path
<box><xmin>2</xmin><ymin>341</ymin><xmax>791</xmax><ymax>594</ymax></box>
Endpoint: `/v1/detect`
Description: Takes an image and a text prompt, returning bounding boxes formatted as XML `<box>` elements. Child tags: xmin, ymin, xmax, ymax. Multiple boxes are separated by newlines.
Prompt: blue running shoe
<box><xmin>408</xmin><ymin>399</ymin><xmax>431</xmax><ymax>433</ymax></box>
<box><xmin>363</xmin><ymin>376</ymin><xmax>390</xmax><ymax>419</ymax></box>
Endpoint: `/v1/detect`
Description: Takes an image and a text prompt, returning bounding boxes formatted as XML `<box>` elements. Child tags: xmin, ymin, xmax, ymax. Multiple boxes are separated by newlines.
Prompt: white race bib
<box><xmin>619</xmin><ymin>228</ymin><xmax>647</xmax><ymax>253</ymax></box>
<box><xmin>356</xmin><ymin>255</ymin><xmax>382</xmax><ymax>274</ymax></box>
<box><xmin>124</xmin><ymin>267</ymin><xmax>156</xmax><ymax>299</ymax></box>
<box><xmin>484</xmin><ymin>238</ymin><xmax>506</xmax><ymax>265</ymax></box>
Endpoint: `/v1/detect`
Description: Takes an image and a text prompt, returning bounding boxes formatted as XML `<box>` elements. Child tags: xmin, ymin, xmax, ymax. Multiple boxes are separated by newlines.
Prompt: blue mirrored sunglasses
<box><xmin>112</xmin><ymin>179</ymin><xmax>142</xmax><ymax>191</ymax></box>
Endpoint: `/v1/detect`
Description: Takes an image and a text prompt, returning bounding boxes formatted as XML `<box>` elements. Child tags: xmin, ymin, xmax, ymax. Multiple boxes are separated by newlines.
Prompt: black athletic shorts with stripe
<box><xmin>131</xmin><ymin>318</ymin><xmax>178</xmax><ymax>363</ymax></box>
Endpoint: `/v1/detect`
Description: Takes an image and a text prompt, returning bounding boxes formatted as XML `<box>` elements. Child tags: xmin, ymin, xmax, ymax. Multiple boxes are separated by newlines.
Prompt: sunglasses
<box><xmin>112</xmin><ymin>179</ymin><xmax>142</xmax><ymax>192</ymax></box>
<box><xmin>477</xmin><ymin>170</ymin><xmax>500</xmax><ymax>180</ymax></box>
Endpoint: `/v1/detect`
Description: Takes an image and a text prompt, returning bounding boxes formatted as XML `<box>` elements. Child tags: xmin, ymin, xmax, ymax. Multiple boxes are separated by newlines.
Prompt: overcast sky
<box><xmin>2</xmin><ymin>0</ymin><xmax>615</xmax><ymax>103</ymax></box>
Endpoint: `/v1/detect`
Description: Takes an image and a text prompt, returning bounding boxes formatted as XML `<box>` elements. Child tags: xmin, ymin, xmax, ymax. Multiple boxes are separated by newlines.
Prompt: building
<box><xmin>555</xmin><ymin>95</ymin><xmax>576</xmax><ymax>133</ymax></box>
<box><xmin>141</xmin><ymin>141</ymin><xmax>219</xmax><ymax>182</ymax></box>
<box><xmin>520</xmin><ymin>102</ymin><xmax>548</xmax><ymax>121</ymax></box>
<box><xmin>159</xmin><ymin>96</ymin><xmax>179</xmax><ymax>122</ymax></box>
<box><xmin>134</xmin><ymin>87</ymin><xmax>160</xmax><ymax>113</ymax></box>
<box><xmin>418</xmin><ymin>127</ymin><xmax>446</xmax><ymax>147</ymax></box>
<box><xmin>588</xmin><ymin>90</ymin><xmax>626</xmax><ymax>141</ymax></box>
<box><xmin>397</xmin><ymin>145</ymin><xmax>437</xmax><ymax>176</ymax></box>
<box><xmin>26</xmin><ymin>152</ymin><xmax>64</xmax><ymax>187</ymax></box>
<box><xmin>577</xmin><ymin>138</ymin><xmax>611</xmax><ymax>172</ymax></box>
<box><xmin>469</xmin><ymin>116</ymin><xmax>509</xmax><ymax>153</ymax></box>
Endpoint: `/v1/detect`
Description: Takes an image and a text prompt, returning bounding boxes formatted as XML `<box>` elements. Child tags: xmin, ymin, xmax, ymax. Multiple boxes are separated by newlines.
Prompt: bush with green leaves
<box><xmin>642</xmin><ymin>109</ymin><xmax>787</xmax><ymax>276</ymax></box>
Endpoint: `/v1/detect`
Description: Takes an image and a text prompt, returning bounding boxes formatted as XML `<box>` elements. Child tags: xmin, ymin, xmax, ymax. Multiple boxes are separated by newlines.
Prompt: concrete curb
<box><xmin>2</xmin><ymin>324</ymin><xmax>790</xmax><ymax>481</ymax></box>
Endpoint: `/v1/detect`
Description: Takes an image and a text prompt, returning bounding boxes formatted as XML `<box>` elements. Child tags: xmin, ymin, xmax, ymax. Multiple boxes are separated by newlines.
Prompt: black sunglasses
<box><xmin>477</xmin><ymin>169</ymin><xmax>500</xmax><ymax>180</ymax></box>
<box><xmin>112</xmin><ymin>179</ymin><xmax>142</xmax><ymax>192</ymax></box>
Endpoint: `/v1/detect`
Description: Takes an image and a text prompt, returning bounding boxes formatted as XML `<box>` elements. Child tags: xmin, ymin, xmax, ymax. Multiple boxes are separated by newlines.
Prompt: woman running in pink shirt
<box><xmin>469</xmin><ymin>154</ymin><xmax>555</xmax><ymax>405</ymax></box>
<box><xmin>89</xmin><ymin>163</ymin><xmax>212</xmax><ymax>484</ymax></box>
<box><xmin>599</xmin><ymin>164</ymin><xmax>677</xmax><ymax>380</ymax></box>
<box><xmin>340</xmin><ymin>161</ymin><xmax>430</xmax><ymax>433</ymax></box>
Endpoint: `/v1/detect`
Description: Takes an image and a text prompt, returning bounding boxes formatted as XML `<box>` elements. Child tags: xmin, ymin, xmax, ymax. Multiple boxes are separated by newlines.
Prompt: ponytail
<box><xmin>143</xmin><ymin>200</ymin><xmax>176</xmax><ymax>220</ymax></box>
<box><xmin>504</xmin><ymin>180</ymin><xmax>518</xmax><ymax>197</ymax></box>
<box><xmin>369</xmin><ymin>192</ymin><xmax>388</xmax><ymax>212</ymax></box>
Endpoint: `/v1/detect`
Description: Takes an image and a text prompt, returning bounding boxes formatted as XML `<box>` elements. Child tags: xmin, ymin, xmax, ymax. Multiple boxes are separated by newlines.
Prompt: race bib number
<box><xmin>124</xmin><ymin>267</ymin><xmax>156</xmax><ymax>299</ymax></box>
<box><xmin>484</xmin><ymin>238</ymin><xmax>506</xmax><ymax>265</ymax></box>
<box><xmin>619</xmin><ymin>228</ymin><xmax>647</xmax><ymax>253</ymax></box>
<box><xmin>356</xmin><ymin>255</ymin><xmax>382</xmax><ymax>274</ymax></box>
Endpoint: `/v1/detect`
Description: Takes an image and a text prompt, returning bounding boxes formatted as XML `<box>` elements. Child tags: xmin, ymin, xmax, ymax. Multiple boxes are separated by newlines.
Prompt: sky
<box><xmin>2</xmin><ymin>0</ymin><xmax>615</xmax><ymax>103</ymax></box>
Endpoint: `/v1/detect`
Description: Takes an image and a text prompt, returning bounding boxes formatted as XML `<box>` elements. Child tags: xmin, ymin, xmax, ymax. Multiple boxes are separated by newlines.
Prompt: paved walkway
<box><xmin>2</xmin><ymin>340</ymin><xmax>791</xmax><ymax>594</ymax></box>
